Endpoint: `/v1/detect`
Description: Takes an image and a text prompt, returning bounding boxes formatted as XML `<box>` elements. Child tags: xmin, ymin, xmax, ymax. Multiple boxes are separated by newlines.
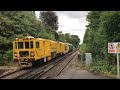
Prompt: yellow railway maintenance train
<box><xmin>13</xmin><ymin>36</ymin><xmax>71</xmax><ymax>67</ymax></box>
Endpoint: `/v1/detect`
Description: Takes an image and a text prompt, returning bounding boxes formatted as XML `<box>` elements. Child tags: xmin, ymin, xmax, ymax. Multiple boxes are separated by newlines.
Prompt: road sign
<box><xmin>108</xmin><ymin>42</ymin><xmax>120</xmax><ymax>53</ymax></box>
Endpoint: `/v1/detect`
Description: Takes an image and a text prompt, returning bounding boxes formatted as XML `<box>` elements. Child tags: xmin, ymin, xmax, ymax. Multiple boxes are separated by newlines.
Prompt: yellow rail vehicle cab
<box><xmin>13</xmin><ymin>36</ymin><xmax>36</xmax><ymax>66</ymax></box>
<box><xmin>13</xmin><ymin>36</ymin><xmax>52</xmax><ymax>66</ymax></box>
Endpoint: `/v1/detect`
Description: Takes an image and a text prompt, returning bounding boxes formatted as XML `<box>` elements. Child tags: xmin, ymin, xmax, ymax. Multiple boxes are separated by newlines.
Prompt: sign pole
<box><xmin>117</xmin><ymin>53</ymin><xmax>120</xmax><ymax>79</ymax></box>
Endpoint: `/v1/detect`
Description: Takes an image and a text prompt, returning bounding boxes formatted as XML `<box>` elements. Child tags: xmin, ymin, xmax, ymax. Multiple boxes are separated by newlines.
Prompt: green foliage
<box><xmin>57</xmin><ymin>31</ymin><xmax>66</xmax><ymax>42</ymax></box>
<box><xmin>70</xmin><ymin>35</ymin><xmax>80</xmax><ymax>48</ymax></box>
<box><xmin>81</xmin><ymin>11</ymin><xmax>120</xmax><ymax>62</ymax></box>
<box><xmin>40</xmin><ymin>11</ymin><xmax>59</xmax><ymax>40</ymax></box>
<box><xmin>4</xmin><ymin>50</ymin><xmax>13</xmax><ymax>62</ymax></box>
<box><xmin>57</xmin><ymin>31</ymin><xmax>80</xmax><ymax>48</ymax></box>
<box><xmin>109</xmin><ymin>66</ymin><xmax>117</xmax><ymax>75</ymax></box>
<box><xmin>81</xmin><ymin>11</ymin><xmax>120</xmax><ymax>76</ymax></box>
<box><xmin>38</xmin><ymin>31</ymin><xmax>56</xmax><ymax>40</ymax></box>
<box><xmin>80</xmin><ymin>43</ymin><xmax>89</xmax><ymax>53</ymax></box>
<box><xmin>0</xmin><ymin>54</ymin><xmax>6</xmax><ymax>65</ymax></box>
<box><xmin>40</xmin><ymin>11</ymin><xmax>58</xmax><ymax>32</ymax></box>
<box><xmin>89</xmin><ymin>60</ymin><xmax>117</xmax><ymax>75</ymax></box>
<box><xmin>0</xmin><ymin>50</ymin><xmax>13</xmax><ymax>65</ymax></box>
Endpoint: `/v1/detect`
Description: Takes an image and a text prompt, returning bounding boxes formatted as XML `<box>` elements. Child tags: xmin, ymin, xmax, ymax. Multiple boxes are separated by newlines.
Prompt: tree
<box><xmin>57</xmin><ymin>31</ymin><xmax>80</xmax><ymax>48</ymax></box>
<box><xmin>40</xmin><ymin>11</ymin><xmax>58</xmax><ymax>32</ymax></box>
<box><xmin>64</xmin><ymin>33</ymin><xmax>71</xmax><ymax>43</ymax></box>
<box><xmin>57</xmin><ymin>31</ymin><xmax>66</xmax><ymax>42</ymax></box>
<box><xmin>70</xmin><ymin>35</ymin><xmax>80</xmax><ymax>48</ymax></box>
<box><xmin>82</xmin><ymin>11</ymin><xmax>103</xmax><ymax>58</ymax></box>
<box><xmin>81</xmin><ymin>11</ymin><xmax>120</xmax><ymax>64</ymax></box>
<box><xmin>80</xmin><ymin>11</ymin><xmax>120</xmax><ymax>75</ymax></box>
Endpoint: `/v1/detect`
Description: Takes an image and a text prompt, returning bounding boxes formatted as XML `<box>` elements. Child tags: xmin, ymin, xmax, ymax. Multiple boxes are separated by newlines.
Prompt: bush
<box><xmin>110</xmin><ymin>66</ymin><xmax>117</xmax><ymax>75</ymax></box>
<box><xmin>0</xmin><ymin>54</ymin><xmax>5</xmax><ymax>65</ymax></box>
<box><xmin>0</xmin><ymin>50</ymin><xmax>13</xmax><ymax>66</ymax></box>
<box><xmin>4</xmin><ymin>50</ymin><xmax>13</xmax><ymax>62</ymax></box>
<box><xmin>89</xmin><ymin>60</ymin><xmax>117</xmax><ymax>75</ymax></box>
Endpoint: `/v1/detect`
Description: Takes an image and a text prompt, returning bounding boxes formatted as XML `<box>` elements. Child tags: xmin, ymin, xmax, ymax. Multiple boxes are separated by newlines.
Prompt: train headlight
<box><xmin>14</xmin><ymin>52</ymin><xmax>18</xmax><ymax>57</ymax></box>
<box><xmin>30</xmin><ymin>51</ymin><xmax>35</xmax><ymax>57</ymax></box>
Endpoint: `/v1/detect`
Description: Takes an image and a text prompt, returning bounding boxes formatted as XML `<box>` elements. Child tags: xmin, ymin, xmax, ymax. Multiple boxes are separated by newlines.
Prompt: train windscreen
<box><xmin>18</xmin><ymin>42</ymin><xmax>23</xmax><ymax>49</ymax></box>
<box><xmin>25</xmin><ymin>42</ymin><xmax>29</xmax><ymax>49</ymax></box>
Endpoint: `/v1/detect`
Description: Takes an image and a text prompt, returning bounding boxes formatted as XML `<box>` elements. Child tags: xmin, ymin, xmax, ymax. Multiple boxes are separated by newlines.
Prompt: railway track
<box><xmin>55</xmin><ymin>52</ymin><xmax>77</xmax><ymax>77</ymax></box>
<box><xmin>0</xmin><ymin>58</ymin><xmax>54</xmax><ymax>79</ymax></box>
<box><xmin>41</xmin><ymin>50</ymin><xmax>78</xmax><ymax>79</ymax></box>
<box><xmin>18</xmin><ymin>49</ymin><xmax>78</xmax><ymax>79</ymax></box>
<box><xmin>0</xmin><ymin>49</ymin><xmax>78</xmax><ymax>79</ymax></box>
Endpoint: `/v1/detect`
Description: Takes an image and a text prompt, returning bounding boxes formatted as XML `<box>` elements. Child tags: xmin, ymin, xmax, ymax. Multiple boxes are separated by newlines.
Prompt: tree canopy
<box><xmin>40</xmin><ymin>11</ymin><xmax>58</xmax><ymax>32</ymax></box>
<box><xmin>81</xmin><ymin>11</ymin><xmax>120</xmax><ymax>64</ymax></box>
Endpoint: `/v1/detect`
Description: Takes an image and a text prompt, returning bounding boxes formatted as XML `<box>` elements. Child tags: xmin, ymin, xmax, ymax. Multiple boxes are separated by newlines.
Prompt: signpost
<box><xmin>108</xmin><ymin>42</ymin><xmax>120</xmax><ymax>79</ymax></box>
<box><xmin>117</xmin><ymin>53</ymin><xmax>120</xmax><ymax>79</ymax></box>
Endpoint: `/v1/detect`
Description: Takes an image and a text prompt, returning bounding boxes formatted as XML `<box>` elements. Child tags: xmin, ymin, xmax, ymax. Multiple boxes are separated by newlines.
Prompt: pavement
<box><xmin>54</xmin><ymin>54</ymin><xmax>109</xmax><ymax>79</ymax></box>
<box><xmin>54</xmin><ymin>69</ymin><xmax>109</xmax><ymax>79</ymax></box>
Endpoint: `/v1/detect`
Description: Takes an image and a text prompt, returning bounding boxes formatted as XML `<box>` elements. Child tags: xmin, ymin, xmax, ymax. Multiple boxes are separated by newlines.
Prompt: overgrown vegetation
<box><xmin>80</xmin><ymin>11</ymin><xmax>120</xmax><ymax>77</ymax></box>
<box><xmin>0</xmin><ymin>11</ymin><xmax>80</xmax><ymax>66</ymax></box>
<box><xmin>89</xmin><ymin>60</ymin><xmax>117</xmax><ymax>78</ymax></box>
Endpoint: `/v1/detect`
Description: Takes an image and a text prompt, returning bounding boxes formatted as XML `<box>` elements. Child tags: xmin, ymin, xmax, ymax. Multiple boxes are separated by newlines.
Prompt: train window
<box><xmin>25</xmin><ymin>42</ymin><xmax>29</xmax><ymax>49</ymax></box>
<box><xmin>30</xmin><ymin>41</ymin><xmax>33</xmax><ymax>48</ymax></box>
<box><xmin>18</xmin><ymin>42</ymin><xmax>23</xmax><ymax>49</ymax></box>
<box><xmin>36</xmin><ymin>42</ymin><xmax>39</xmax><ymax>48</ymax></box>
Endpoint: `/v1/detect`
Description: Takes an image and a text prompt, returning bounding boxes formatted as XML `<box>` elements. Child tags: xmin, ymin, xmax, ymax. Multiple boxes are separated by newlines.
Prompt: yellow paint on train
<box><xmin>13</xmin><ymin>36</ymin><xmax>69</xmax><ymax>66</ymax></box>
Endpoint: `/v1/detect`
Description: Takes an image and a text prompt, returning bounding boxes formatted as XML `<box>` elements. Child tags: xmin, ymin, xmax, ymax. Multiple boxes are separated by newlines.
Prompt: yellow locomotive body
<box><xmin>13</xmin><ymin>36</ymin><xmax>69</xmax><ymax>67</ymax></box>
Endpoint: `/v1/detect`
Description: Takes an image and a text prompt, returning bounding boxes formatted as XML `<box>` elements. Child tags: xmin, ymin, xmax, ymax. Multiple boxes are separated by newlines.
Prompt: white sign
<box><xmin>85</xmin><ymin>53</ymin><xmax>92</xmax><ymax>66</ymax></box>
<box><xmin>108</xmin><ymin>42</ymin><xmax>120</xmax><ymax>53</ymax></box>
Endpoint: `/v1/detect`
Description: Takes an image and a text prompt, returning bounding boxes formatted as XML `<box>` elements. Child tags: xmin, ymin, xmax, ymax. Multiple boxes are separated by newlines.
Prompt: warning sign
<box><xmin>108</xmin><ymin>42</ymin><xmax>120</xmax><ymax>53</ymax></box>
<box><xmin>108</xmin><ymin>43</ymin><xmax>115</xmax><ymax>53</ymax></box>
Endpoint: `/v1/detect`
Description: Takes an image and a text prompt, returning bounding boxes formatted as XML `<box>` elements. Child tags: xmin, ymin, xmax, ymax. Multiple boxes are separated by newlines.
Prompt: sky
<box><xmin>35</xmin><ymin>11</ymin><xmax>89</xmax><ymax>44</ymax></box>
